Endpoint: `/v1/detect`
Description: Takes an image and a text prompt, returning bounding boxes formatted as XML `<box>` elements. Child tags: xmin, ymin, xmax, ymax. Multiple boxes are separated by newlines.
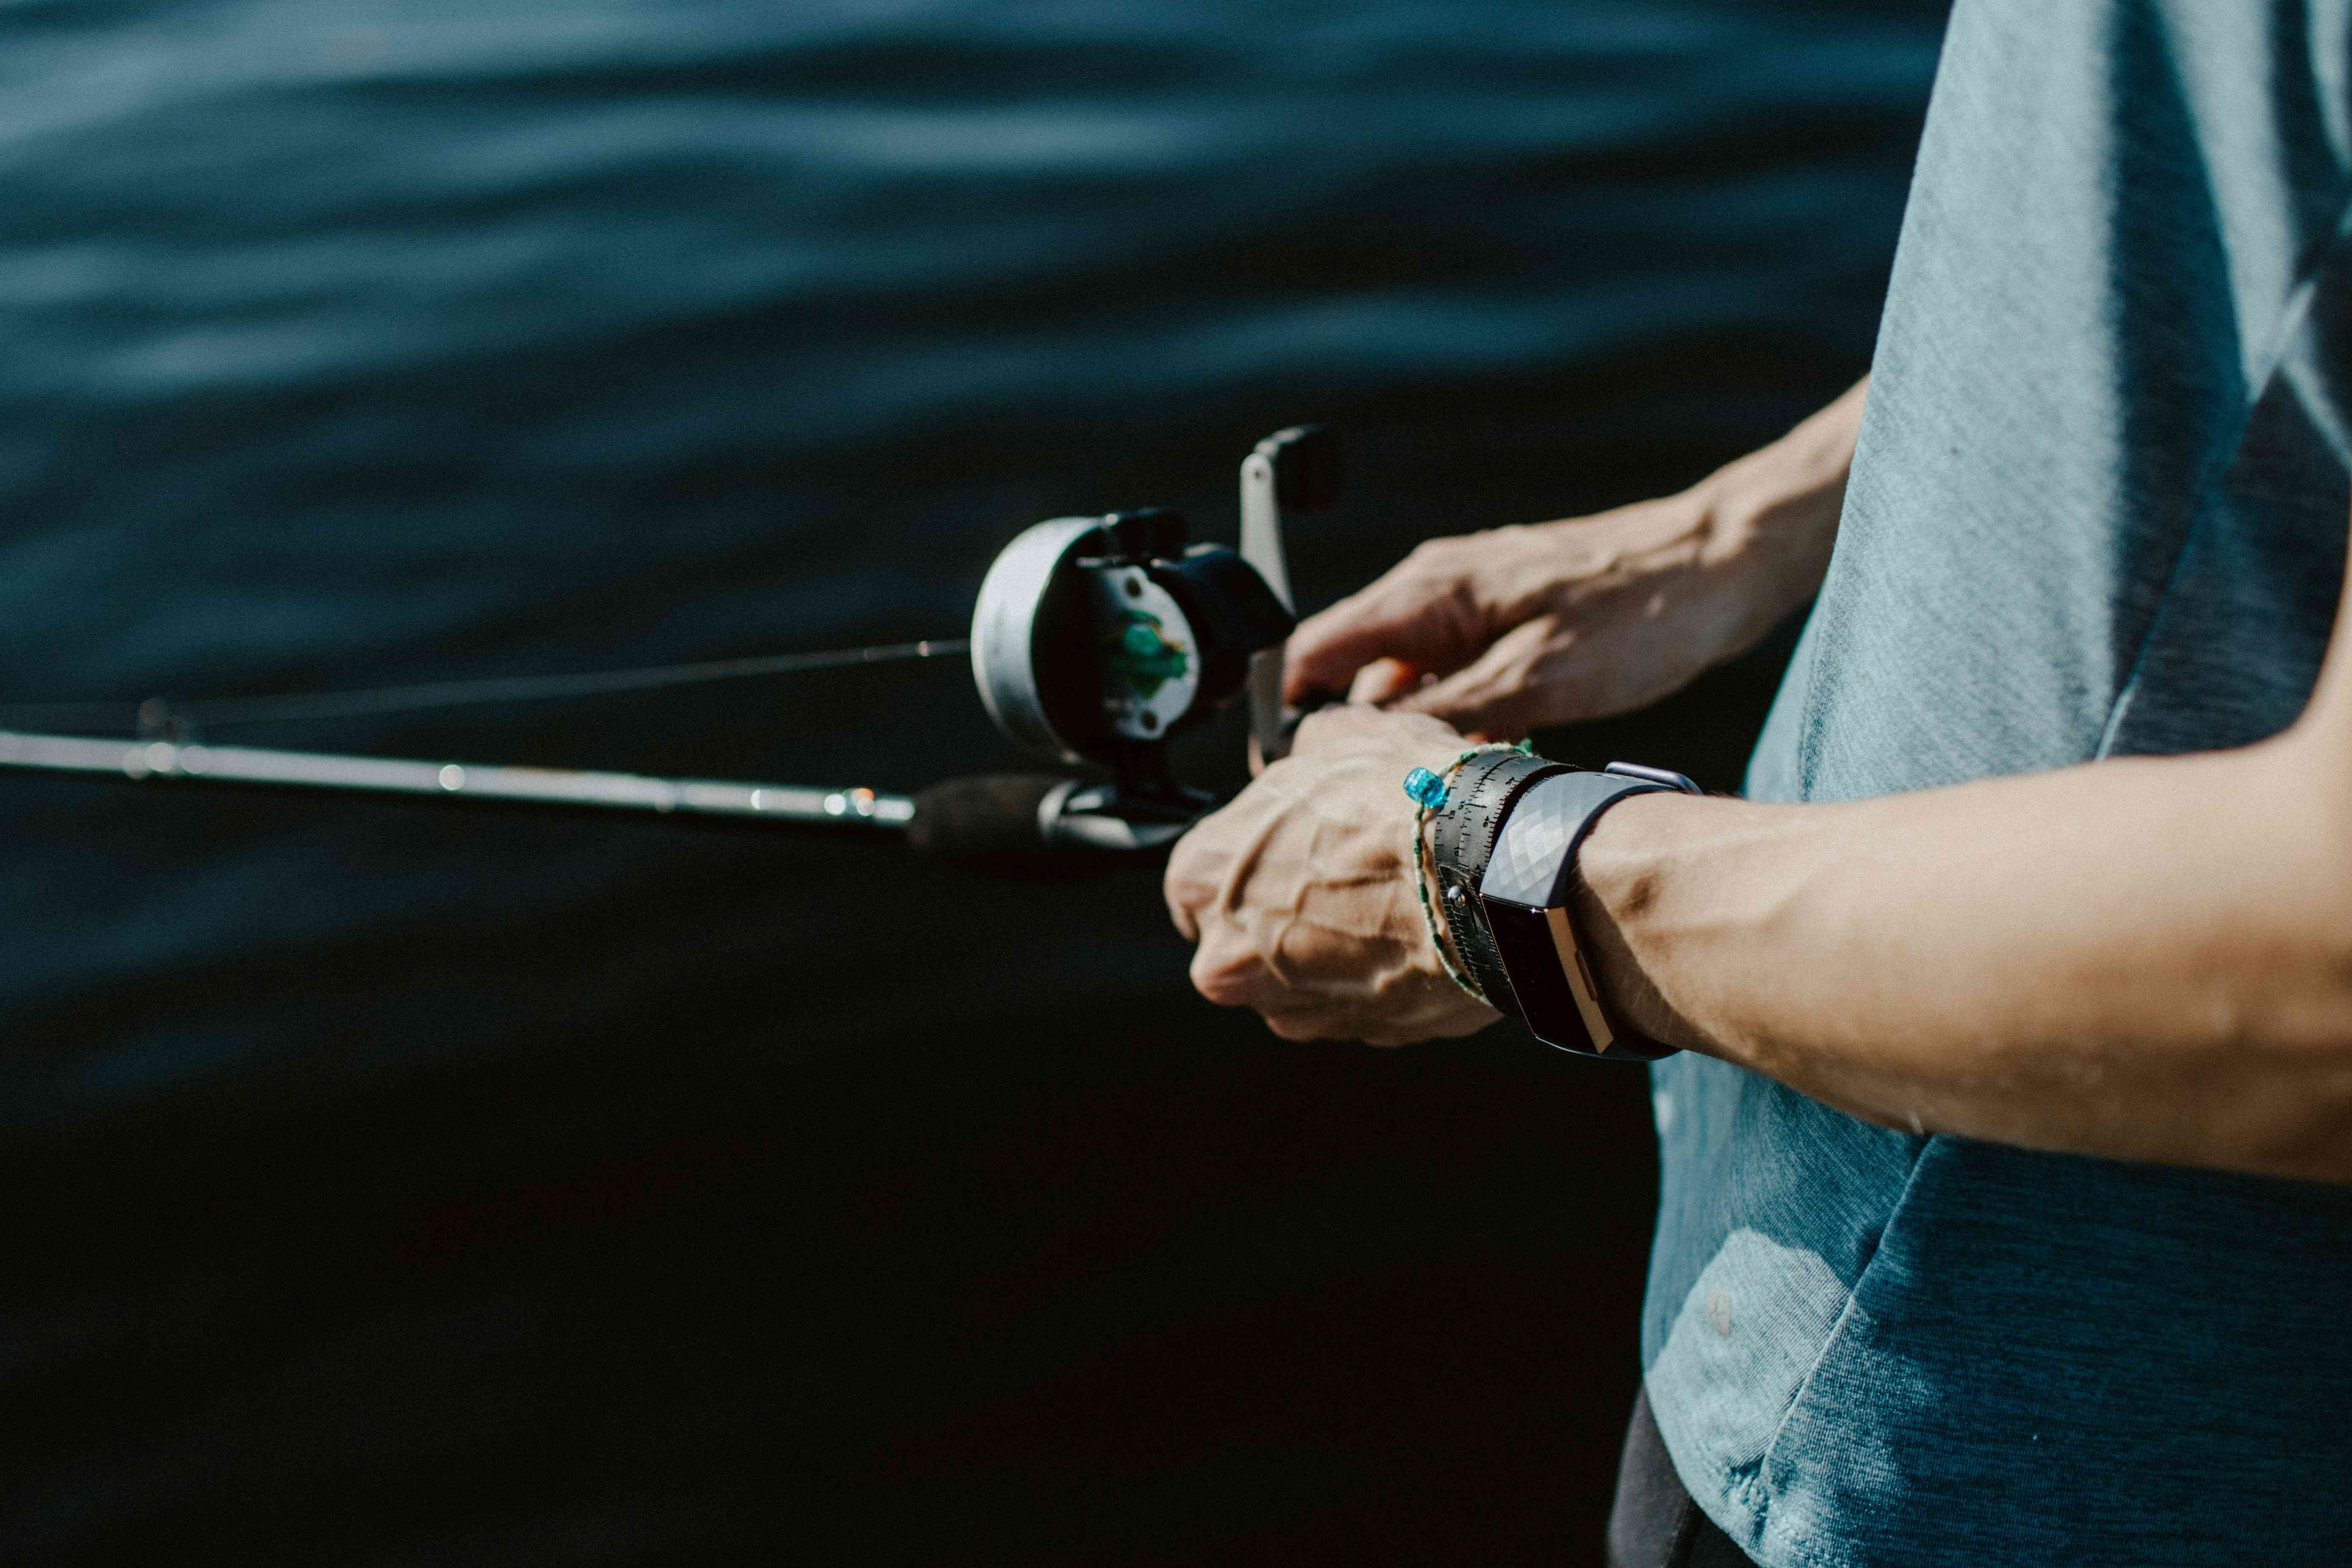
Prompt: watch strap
<box><xmin>1428</xmin><ymin>749</ymin><xmax>1567</xmax><ymax>1015</ymax></box>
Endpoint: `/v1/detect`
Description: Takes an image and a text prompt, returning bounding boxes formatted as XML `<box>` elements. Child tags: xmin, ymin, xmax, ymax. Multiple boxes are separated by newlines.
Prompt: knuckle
<box><xmin>1292</xmin><ymin>706</ymin><xmax>1349</xmax><ymax>750</ymax></box>
<box><xmin>1161</xmin><ymin>875</ymin><xmax>1209</xmax><ymax>933</ymax></box>
<box><xmin>1405</xmin><ymin>535</ymin><xmax>1460</xmax><ymax>568</ymax></box>
<box><xmin>1162</xmin><ymin>890</ymin><xmax>1199</xmax><ymax>942</ymax></box>
<box><xmin>1162</xmin><ymin>833</ymin><xmax>1207</xmax><ymax>887</ymax></box>
<box><xmin>1252</xmin><ymin>754</ymin><xmax>1303</xmax><ymax>793</ymax></box>
<box><xmin>1293</xmin><ymin>703</ymin><xmax>1390</xmax><ymax>757</ymax></box>
<box><xmin>1189</xmin><ymin>943</ymin><xmax>1258</xmax><ymax>1007</ymax></box>
<box><xmin>1286</xmin><ymin>611</ymin><xmax>1340</xmax><ymax>659</ymax></box>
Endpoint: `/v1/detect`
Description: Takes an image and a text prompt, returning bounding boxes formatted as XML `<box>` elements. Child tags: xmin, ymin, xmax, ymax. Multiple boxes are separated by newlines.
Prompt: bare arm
<box><xmin>1285</xmin><ymin>379</ymin><xmax>1868</xmax><ymax>736</ymax></box>
<box><xmin>1574</xmin><ymin>561</ymin><xmax>2352</xmax><ymax>1184</ymax></box>
<box><xmin>1168</xmin><ymin>382</ymin><xmax>1876</xmax><ymax>1044</ymax></box>
<box><xmin>1170</xmin><ymin>385</ymin><xmax>2352</xmax><ymax>1185</ymax></box>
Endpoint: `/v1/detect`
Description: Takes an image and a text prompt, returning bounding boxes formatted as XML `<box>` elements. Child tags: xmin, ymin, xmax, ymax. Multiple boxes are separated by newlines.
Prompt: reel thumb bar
<box><xmin>1239</xmin><ymin>425</ymin><xmax>1341</xmax><ymax>765</ymax></box>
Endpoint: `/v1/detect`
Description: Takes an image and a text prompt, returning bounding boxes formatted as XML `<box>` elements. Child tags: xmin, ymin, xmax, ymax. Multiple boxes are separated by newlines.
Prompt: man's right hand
<box><xmin>1283</xmin><ymin>378</ymin><xmax>1869</xmax><ymax>740</ymax></box>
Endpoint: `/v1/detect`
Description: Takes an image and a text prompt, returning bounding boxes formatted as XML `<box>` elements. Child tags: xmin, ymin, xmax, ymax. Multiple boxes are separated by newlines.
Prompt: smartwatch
<box><xmin>1435</xmin><ymin>760</ymin><xmax>1699</xmax><ymax>1059</ymax></box>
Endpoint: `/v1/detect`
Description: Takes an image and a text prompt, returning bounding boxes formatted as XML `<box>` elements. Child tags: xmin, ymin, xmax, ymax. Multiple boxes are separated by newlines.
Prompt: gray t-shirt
<box><xmin>1643</xmin><ymin>4</ymin><xmax>2352</xmax><ymax>1564</ymax></box>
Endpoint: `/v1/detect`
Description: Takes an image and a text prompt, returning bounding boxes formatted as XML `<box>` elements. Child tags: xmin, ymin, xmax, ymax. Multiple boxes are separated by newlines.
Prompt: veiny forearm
<box><xmin>1667</xmin><ymin>375</ymin><xmax>1869</xmax><ymax>658</ymax></box>
<box><xmin>1285</xmin><ymin>380</ymin><xmax>1871</xmax><ymax>734</ymax></box>
<box><xmin>1575</xmin><ymin>729</ymin><xmax>2352</xmax><ymax>1183</ymax></box>
<box><xmin>1493</xmin><ymin>379</ymin><xmax>1870</xmax><ymax>669</ymax></box>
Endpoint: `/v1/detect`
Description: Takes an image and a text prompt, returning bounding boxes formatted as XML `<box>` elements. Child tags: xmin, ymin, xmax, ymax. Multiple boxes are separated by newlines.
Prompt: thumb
<box><xmin>1285</xmin><ymin>583</ymin><xmax>1484</xmax><ymax>707</ymax></box>
<box><xmin>1383</xmin><ymin>628</ymin><xmax>1554</xmax><ymax>740</ymax></box>
<box><xmin>1347</xmin><ymin>656</ymin><xmax>1424</xmax><ymax>705</ymax></box>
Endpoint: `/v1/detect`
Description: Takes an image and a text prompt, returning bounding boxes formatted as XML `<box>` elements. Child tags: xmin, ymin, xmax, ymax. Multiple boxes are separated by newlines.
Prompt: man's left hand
<box><xmin>1164</xmin><ymin>705</ymin><xmax>1501</xmax><ymax>1045</ymax></box>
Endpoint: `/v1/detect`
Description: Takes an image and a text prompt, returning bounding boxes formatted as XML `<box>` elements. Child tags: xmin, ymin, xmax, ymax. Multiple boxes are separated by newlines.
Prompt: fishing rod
<box><xmin>0</xmin><ymin>426</ymin><xmax>1341</xmax><ymax>863</ymax></box>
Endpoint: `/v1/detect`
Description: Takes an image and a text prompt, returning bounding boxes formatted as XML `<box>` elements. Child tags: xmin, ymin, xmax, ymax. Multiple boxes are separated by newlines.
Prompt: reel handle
<box><xmin>1240</xmin><ymin>425</ymin><xmax>1342</xmax><ymax>765</ymax></box>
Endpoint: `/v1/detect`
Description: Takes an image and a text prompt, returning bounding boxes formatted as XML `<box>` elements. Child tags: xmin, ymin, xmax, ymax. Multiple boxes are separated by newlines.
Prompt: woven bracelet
<box><xmin>1402</xmin><ymin>740</ymin><xmax>1533</xmax><ymax>1004</ymax></box>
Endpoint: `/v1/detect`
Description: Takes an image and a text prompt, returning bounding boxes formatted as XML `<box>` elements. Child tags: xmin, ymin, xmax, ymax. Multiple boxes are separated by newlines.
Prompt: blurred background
<box><xmin>0</xmin><ymin>1</ymin><xmax>1944</xmax><ymax>1560</ymax></box>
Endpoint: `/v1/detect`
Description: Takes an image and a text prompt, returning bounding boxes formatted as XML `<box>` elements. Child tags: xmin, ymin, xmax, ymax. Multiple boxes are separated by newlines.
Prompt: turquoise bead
<box><xmin>1402</xmin><ymin>766</ymin><xmax>1448</xmax><ymax>810</ymax></box>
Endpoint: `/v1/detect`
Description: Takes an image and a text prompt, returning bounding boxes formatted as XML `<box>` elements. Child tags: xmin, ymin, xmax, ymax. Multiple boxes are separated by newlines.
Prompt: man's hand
<box><xmin>1284</xmin><ymin>380</ymin><xmax>1867</xmax><ymax>739</ymax></box>
<box><xmin>1283</xmin><ymin>497</ymin><xmax>1759</xmax><ymax>738</ymax></box>
<box><xmin>1165</xmin><ymin>705</ymin><xmax>1499</xmax><ymax>1045</ymax></box>
<box><xmin>1172</xmin><ymin>384</ymin><xmax>1867</xmax><ymax>1045</ymax></box>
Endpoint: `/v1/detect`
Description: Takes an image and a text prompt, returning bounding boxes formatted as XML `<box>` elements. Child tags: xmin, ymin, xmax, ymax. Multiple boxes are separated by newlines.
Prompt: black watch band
<box><xmin>1478</xmin><ymin>762</ymin><xmax>1700</xmax><ymax>1060</ymax></box>
<box><xmin>1428</xmin><ymin>749</ymin><xmax>1568</xmax><ymax>1015</ymax></box>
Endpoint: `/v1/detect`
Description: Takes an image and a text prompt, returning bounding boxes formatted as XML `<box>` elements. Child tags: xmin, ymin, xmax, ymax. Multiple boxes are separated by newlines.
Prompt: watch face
<box><xmin>1480</xmin><ymin>773</ymin><xmax>1590</xmax><ymax>908</ymax></box>
<box><xmin>1484</xmin><ymin>896</ymin><xmax>1607</xmax><ymax>1054</ymax></box>
<box><xmin>1484</xmin><ymin>896</ymin><xmax>1676</xmax><ymax>1062</ymax></box>
<box><xmin>1539</xmin><ymin>905</ymin><xmax>1620</xmax><ymax>1054</ymax></box>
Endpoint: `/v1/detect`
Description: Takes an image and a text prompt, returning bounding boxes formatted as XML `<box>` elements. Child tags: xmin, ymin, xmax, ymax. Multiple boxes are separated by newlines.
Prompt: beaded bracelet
<box><xmin>1402</xmin><ymin>740</ymin><xmax>1534</xmax><ymax>1003</ymax></box>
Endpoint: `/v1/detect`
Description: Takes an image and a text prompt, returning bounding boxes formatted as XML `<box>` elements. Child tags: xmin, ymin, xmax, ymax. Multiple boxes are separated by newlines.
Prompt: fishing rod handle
<box><xmin>907</xmin><ymin>773</ymin><xmax>1201</xmax><ymax>863</ymax></box>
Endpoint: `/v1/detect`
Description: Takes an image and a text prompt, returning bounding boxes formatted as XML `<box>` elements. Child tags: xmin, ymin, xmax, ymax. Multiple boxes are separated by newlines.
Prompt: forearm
<box><xmin>1663</xmin><ymin>374</ymin><xmax>1869</xmax><ymax>659</ymax></box>
<box><xmin>1284</xmin><ymin>380</ymin><xmax>1870</xmax><ymax>733</ymax></box>
<box><xmin>1493</xmin><ymin>379</ymin><xmax>1867</xmax><ymax>662</ymax></box>
<box><xmin>1574</xmin><ymin>729</ymin><xmax>2352</xmax><ymax>1182</ymax></box>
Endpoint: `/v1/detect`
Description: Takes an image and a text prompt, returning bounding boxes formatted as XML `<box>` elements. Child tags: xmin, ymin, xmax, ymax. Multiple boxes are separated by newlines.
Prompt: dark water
<box><xmin>0</xmin><ymin>3</ymin><xmax>1942</xmax><ymax>1560</ymax></box>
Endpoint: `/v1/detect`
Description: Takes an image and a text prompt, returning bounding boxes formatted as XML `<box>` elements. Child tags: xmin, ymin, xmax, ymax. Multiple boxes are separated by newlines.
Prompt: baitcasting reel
<box><xmin>937</xmin><ymin>425</ymin><xmax>1342</xmax><ymax>854</ymax></box>
<box><xmin>0</xmin><ymin>426</ymin><xmax>1345</xmax><ymax>867</ymax></box>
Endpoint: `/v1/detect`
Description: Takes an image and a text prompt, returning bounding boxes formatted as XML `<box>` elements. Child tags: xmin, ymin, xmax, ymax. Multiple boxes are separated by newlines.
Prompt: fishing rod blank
<box><xmin>0</xmin><ymin>726</ymin><xmax>1160</xmax><ymax>863</ymax></box>
<box><xmin>0</xmin><ymin>729</ymin><xmax>913</xmax><ymax>829</ymax></box>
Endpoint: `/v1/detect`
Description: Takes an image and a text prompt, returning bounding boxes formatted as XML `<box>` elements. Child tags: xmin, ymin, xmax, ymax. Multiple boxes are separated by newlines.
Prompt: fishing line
<box><xmin>0</xmin><ymin>637</ymin><xmax>968</xmax><ymax>736</ymax></box>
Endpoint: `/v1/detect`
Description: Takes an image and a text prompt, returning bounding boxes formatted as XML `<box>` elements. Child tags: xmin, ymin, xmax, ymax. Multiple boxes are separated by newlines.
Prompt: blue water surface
<box><xmin>0</xmin><ymin>1</ymin><xmax>1944</xmax><ymax>1558</ymax></box>
<box><xmin>0</xmin><ymin>0</ymin><xmax>1942</xmax><ymax>1116</ymax></box>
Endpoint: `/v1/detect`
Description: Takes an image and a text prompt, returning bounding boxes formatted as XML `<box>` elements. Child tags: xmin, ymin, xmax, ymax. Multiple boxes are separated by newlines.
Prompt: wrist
<box><xmin>1428</xmin><ymin>758</ymin><xmax>1701</xmax><ymax>1058</ymax></box>
<box><xmin>1566</xmin><ymin>790</ymin><xmax>1723</xmax><ymax>1055</ymax></box>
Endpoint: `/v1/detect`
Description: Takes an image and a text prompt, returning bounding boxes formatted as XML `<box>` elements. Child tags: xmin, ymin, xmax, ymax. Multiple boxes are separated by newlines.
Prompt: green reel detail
<box><xmin>1104</xmin><ymin>610</ymin><xmax>1190</xmax><ymax>700</ymax></box>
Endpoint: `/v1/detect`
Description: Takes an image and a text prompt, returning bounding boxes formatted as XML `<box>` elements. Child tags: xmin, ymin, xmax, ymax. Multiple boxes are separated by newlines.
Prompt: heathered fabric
<box><xmin>1642</xmin><ymin>4</ymin><xmax>2352</xmax><ymax>1565</ymax></box>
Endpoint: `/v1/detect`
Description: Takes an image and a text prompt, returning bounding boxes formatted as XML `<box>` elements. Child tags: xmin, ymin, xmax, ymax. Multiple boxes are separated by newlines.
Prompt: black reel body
<box><xmin>969</xmin><ymin>508</ymin><xmax>1292</xmax><ymax>849</ymax></box>
<box><xmin>918</xmin><ymin>425</ymin><xmax>1334</xmax><ymax>859</ymax></box>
